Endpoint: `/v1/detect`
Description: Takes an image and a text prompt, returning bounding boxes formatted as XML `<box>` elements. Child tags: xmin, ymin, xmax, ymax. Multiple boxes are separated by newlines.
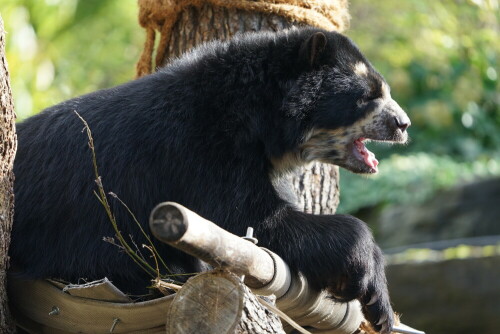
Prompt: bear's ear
<box><xmin>299</xmin><ymin>32</ymin><xmax>328</xmax><ymax>68</ymax></box>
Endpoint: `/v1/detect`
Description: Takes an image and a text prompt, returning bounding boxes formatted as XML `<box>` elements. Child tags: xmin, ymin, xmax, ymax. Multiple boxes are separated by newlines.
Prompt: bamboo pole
<box><xmin>149</xmin><ymin>202</ymin><xmax>364</xmax><ymax>334</ymax></box>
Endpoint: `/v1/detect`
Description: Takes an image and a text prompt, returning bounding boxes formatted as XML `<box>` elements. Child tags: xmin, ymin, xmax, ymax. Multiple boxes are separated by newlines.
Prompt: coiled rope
<box><xmin>136</xmin><ymin>0</ymin><xmax>350</xmax><ymax>77</ymax></box>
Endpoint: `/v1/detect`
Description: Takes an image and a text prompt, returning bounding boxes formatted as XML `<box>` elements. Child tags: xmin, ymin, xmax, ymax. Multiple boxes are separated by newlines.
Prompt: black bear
<box><xmin>10</xmin><ymin>27</ymin><xmax>410</xmax><ymax>333</ymax></box>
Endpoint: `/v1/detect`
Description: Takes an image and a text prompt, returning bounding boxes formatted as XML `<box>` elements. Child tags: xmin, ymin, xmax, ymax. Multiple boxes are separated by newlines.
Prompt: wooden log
<box><xmin>149</xmin><ymin>201</ymin><xmax>276</xmax><ymax>289</ymax></box>
<box><xmin>167</xmin><ymin>270</ymin><xmax>285</xmax><ymax>334</ymax></box>
<box><xmin>150</xmin><ymin>202</ymin><xmax>365</xmax><ymax>334</ymax></box>
<box><xmin>7</xmin><ymin>276</ymin><xmax>174</xmax><ymax>333</ymax></box>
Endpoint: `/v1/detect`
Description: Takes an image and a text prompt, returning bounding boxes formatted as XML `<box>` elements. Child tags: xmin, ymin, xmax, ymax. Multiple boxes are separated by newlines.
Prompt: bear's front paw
<box><xmin>322</xmin><ymin>245</ymin><xmax>394</xmax><ymax>334</ymax></box>
<box><xmin>358</xmin><ymin>246</ymin><xmax>394</xmax><ymax>334</ymax></box>
<box><xmin>297</xmin><ymin>215</ymin><xmax>394</xmax><ymax>334</ymax></box>
<box><xmin>361</xmin><ymin>285</ymin><xmax>394</xmax><ymax>334</ymax></box>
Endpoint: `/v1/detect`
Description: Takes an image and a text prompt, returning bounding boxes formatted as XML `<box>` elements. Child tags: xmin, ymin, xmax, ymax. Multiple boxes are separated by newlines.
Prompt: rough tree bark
<box><xmin>0</xmin><ymin>15</ymin><xmax>17</xmax><ymax>334</ymax></box>
<box><xmin>167</xmin><ymin>271</ymin><xmax>284</xmax><ymax>334</ymax></box>
<box><xmin>158</xmin><ymin>3</ymin><xmax>340</xmax><ymax>215</ymax></box>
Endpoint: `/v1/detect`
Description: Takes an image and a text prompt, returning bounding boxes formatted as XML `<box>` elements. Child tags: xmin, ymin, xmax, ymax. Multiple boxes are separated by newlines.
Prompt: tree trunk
<box><xmin>0</xmin><ymin>15</ymin><xmax>18</xmax><ymax>334</ymax></box>
<box><xmin>158</xmin><ymin>3</ymin><xmax>340</xmax><ymax>215</ymax></box>
<box><xmin>150</xmin><ymin>6</ymin><xmax>342</xmax><ymax>332</ymax></box>
<box><xmin>167</xmin><ymin>271</ymin><xmax>284</xmax><ymax>334</ymax></box>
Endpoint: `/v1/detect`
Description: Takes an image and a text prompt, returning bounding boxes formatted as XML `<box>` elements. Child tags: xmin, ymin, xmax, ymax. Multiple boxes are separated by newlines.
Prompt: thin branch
<box><xmin>108</xmin><ymin>192</ymin><xmax>172</xmax><ymax>275</ymax></box>
<box><xmin>75</xmin><ymin>111</ymin><xmax>157</xmax><ymax>278</ymax></box>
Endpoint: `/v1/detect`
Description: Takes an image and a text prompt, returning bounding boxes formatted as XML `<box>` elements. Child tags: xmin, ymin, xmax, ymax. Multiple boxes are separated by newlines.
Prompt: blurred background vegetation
<box><xmin>2</xmin><ymin>0</ymin><xmax>141</xmax><ymax>120</ymax></box>
<box><xmin>341</xmin><ymin>0</ymin><xmax>500</xmax><ymax>216</ymax></box>
<box><xmin>2</xmin><ymin>0</ymin><xmax>499</xmax><ymax>219</ymax></box>
<box><xmin>2</xmin><ymin>1</ymin><xmax>499</xmax><ymax>332</ymax></box>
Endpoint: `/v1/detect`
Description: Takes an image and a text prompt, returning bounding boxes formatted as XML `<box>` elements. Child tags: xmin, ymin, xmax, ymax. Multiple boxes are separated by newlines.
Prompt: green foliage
<box><xmin>336</xmin><ymin>0</ymin><xmax>500</xmax><ymax>213</ymax></box>
<box><xmin>386</xmin><ymin>243</ymin><xmax>500</xmax><ymax>264</ymax></box>
<box><xmin>348</xmin><ymin>0</ymin><xmax>500</xmax><ymax>160</ymax></box>
<box><xmin>337</xmin><ymin>152</ymin><xmax>500</xmax><ymax>214</ymax></box>
<box><xmin>2</xmin><ymin>0</ymin><xmax>142</xmax><ymax>120</ymax></box>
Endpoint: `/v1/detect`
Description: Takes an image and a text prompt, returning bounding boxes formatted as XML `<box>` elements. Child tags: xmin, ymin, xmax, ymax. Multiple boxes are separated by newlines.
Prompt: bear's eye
<box><xmin>365</xmin><ymin>79</ymin><xmax>385</xmax><ymax>101</ymax></box>
<box><xmin>357</xmin><ymin>95</ymin><xmax>378</xmax><ymax>108</ymax></box>
<box><xmin>363</xmin><ymin>93</ymin><xmax>381</xmax><ymax>102</ymax></box>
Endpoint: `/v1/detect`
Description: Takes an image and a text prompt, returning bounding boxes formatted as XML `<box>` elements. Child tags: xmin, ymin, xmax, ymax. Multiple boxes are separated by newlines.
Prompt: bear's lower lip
<box><xmin>352</xmin><ymin>138</ymin><xmax>378</xmax><ymax>172</ymax></box>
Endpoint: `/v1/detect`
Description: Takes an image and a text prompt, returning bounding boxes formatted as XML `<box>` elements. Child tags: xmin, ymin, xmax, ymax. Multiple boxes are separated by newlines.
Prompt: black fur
<box><xmin>10</xmin><ymin>27</ymin><xmax>397</xmax><ymax>333</ymax></box>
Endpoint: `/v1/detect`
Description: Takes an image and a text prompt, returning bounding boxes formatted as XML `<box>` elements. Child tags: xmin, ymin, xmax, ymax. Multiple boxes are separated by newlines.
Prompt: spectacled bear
<box><xmin>10</xmin><ymin>27</ymin><xmax>410</xmax><ymax>333</ymax></box>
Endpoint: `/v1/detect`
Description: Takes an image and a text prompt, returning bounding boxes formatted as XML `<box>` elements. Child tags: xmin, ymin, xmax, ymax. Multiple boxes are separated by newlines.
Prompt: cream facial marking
<box><xmin>299</xmin><ymin>128</ymin><xmax>347</xmax><ymax>162</ymax></box>
<box><xmin>381</xmin><ymin>82</ymin><xmax>391</xmax><ymax>100</ymax></box>
<box><xmin>271</xmin><ymin>151</ymin><xmax>302</xmax><ymax>174</ymax></box>
<box><xmin>354</xmin><ymin>62</ymin><xmax>368</xmax><ymax>76</ymax></box>
<box><xmin>375</xmin><ymin>82</ymin><xmax>393</xmax><ymax>116</ymax></box>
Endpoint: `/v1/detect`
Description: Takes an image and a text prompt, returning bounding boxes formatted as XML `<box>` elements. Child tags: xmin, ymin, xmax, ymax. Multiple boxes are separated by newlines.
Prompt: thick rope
<box><xmin>136</xmin><ymin>0</ymin><xmax>350</xmax><ymax>77</ymax></box>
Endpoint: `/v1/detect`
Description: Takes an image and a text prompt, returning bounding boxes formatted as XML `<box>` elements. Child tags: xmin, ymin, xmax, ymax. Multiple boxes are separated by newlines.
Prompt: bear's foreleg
<box><xmin>256</xmin><ymin>210</ymin><xmax>394</xmax><ymax>334</ymax></box>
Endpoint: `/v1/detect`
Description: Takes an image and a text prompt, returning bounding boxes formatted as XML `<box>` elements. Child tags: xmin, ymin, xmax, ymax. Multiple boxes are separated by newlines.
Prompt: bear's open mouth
<box><xmin>353</xmin><ymin>138</ymin><xmax>379</xmax><ymax>173</ymax></box>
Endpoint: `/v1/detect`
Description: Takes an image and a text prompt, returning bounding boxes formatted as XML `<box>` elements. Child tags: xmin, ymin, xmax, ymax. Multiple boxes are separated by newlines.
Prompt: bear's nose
<box><xmin>394</xmin><ymin>116</ymin><xmax>410</xmax><ymax>132</ymax></box>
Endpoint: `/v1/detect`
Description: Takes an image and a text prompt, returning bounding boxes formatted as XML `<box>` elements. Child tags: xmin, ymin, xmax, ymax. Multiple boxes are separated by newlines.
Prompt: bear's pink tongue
<box><xmin>354</xmin><ymin>138</ymin><xmax>379</xmax><ymax>170</ymax></box>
